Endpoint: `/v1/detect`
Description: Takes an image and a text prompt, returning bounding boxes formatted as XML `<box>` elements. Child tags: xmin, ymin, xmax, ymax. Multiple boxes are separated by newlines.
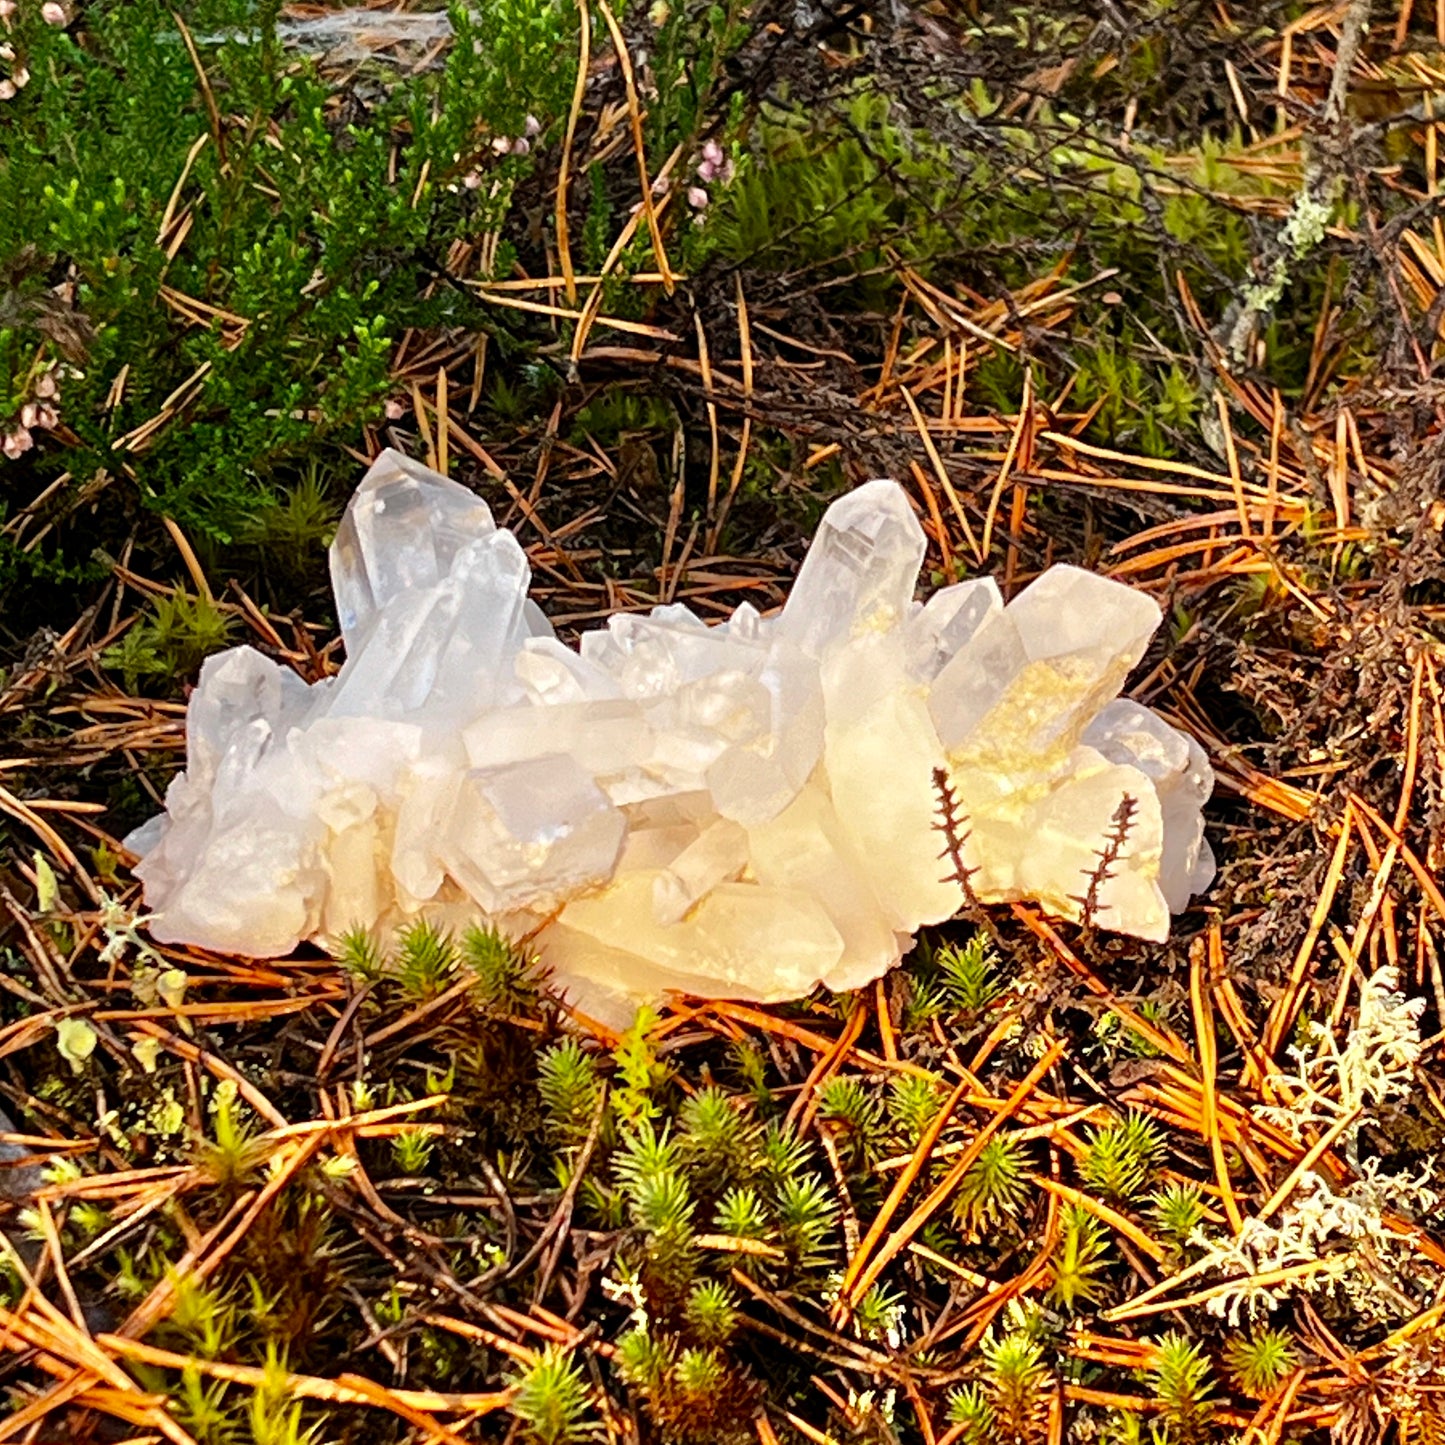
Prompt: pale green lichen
<box><xmin>1234</xmin><ymin>184</ymin><xmax>1339</xmax><ymax>360</ymax></box>
<box><xmin>1189</xmin><ymin>968</ymin><xmax>1433</xmax><ymax>1326</ymax></box>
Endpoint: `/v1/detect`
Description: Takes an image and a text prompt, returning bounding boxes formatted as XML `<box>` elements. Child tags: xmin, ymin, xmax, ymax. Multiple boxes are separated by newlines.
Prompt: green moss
<box><xmin>103</xmin><ymin>590</ymin><xmax>235</xmax><ymax>691</ymax></box>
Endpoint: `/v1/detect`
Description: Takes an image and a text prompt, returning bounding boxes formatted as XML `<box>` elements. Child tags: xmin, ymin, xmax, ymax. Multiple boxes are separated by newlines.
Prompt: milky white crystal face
<box><xmin>127</xmin><ymin>449</ymin><xmax>1215</xmax><ymax>1024</ymax></box>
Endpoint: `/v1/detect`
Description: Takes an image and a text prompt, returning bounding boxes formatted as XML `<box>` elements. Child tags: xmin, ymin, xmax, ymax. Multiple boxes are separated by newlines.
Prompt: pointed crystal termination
<box><xmin>930</xmin><ymin>565</ymin><xmax>1161</xmax><ymax>758</ymax></box>
<box><xmin>330</xmin><ymin>448</ymin><xmax>497</xmax><ymax>644</ymax></box>
<box><xmin>778</xmin><ymin>479</ymin><xmax>926</xmax><ymax>657</ymax></box>
<box><xmin>127</xmin><ymin>455</ymin><xmax>1215</xmax><ymax>1025</ymax></box>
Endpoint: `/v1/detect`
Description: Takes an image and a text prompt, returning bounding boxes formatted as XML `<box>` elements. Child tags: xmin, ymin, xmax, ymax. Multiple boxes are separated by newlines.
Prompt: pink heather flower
<box><xmin>651</xmin><ymin>174</ymin><xmax>672</xmax><ymax>196</ymax></box>
<box><xmin>19</xmin><ymin>402</ymin><xmax>36</xmax><ymax>429</ymax></box>
<box><xmin>702</xmin><ymin>140</ymin><xmax>724</xmax><ymax>167</ymax></box>
<box><xmin>491</xmin><ymin>135</ymin><xmax>512</xmax><ymax>155</ymax></box>
<box><xmin>35</xmin><ymin>403</ymin><xmax>57</xmax><ymax>429</ymax></box>
<box><xmin>697</xmin><ymin>158</ymin><xmax>719</xmax><ymax>182</ymax></box>
<box><xmin>0</xmin><ymin>2</ymin><xmax>15</xmax><ymax>20</ymax></box>
<box><xmin>42</xmin><ymin>1</ymin><xmax>66</xmax><ymax>23</ymax></box>
<box><xmin>0</xmin><ymin>80</ymin><xmax>15</xmax><ymax>102</ymax></box>
<box><xmin>3</xmin><ymin>428</ymin><xmax>33</xmax><ymax>459</ymax></box>
<box><xmin>35</xmin><ymin>371</ymin><xmax>57</xmax><ymax>399</ymax></box>
<box><xmin>686</xmin><ymin>185</ymin><xmax>709</xmax><ymax>210</ymax></box>
<box><xmin>383</xmin><ymin>397</ymin><xmax>407</xmax><ymax>421</ymax></box>
<box><xmin>510</xmin><ymin>137</ymin><xmax>530</xmax><ymax>157</ymax></box>
<box><xmin>462</xmin><ymin>169</ymin><xmax>482</xmax><ymax>190</ymax></box>
<box><xmin>11</xmin><ymin>65</ymin><xmax>27</xmax><ymax>88</ymax></box>
<box><xmin>524</xmin><ymin>114</ymin><xmax>541</xmax><ymax>137</ymax></box>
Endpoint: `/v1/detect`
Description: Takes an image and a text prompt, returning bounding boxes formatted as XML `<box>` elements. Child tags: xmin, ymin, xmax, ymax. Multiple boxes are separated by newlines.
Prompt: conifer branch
<box><xmin>1069</xmin><ymin>793</ymin><xmax>1139</xmax><ymax>929</ymax></box>
<box><xmin>930</xmin><ymin>766</ymin><xmax>1019</xmax><ymax>968</ymax></box>
<box><xmin>932</xmin><ymin>766</ymin><xmax>979</xmax><ymax>904</ymax></box>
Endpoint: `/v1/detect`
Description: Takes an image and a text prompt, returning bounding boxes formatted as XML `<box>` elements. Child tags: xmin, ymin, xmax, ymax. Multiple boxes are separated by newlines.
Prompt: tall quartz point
<box><xmin>127</xmin><ymin>449</ymin><xmax>1215</xmax><ymax>1023</ymax></box>
<box><xmin>330</xmin><ymin>448</ymin><xmax>498</xmax><ymax>643</ymax></box>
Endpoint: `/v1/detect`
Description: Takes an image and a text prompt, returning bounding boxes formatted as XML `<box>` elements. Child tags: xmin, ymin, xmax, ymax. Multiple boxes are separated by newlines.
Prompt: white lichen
<box><xmin>1258</xmin><ymin>965</ymin><xmax>1425</xmax><ymax>1159</ymax></box>
<box><xmin>1191</xmin><ymin>968</ymin><xmax>1435</xmax><ymax>1325</ymax></box>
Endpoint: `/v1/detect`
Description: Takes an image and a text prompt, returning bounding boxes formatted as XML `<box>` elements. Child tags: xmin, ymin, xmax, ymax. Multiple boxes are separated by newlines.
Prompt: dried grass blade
<box><xmin>981</xmin><ymin>371</ymin><xmax>1030</xmax><ymax>561</ymax></box>
<box><xmin>596</xmin><ymin>0</ymin><xmax>674</xmax><ymax>294</ymax></box>
<box><xmin>98</xmin><ymin>1336</ymin><xmax>514</xmax><ymax>1415</ymax></box>
<box><xmin>788</xmin><ymin>999</ymin><xmax>868</xmax><ymax>1135</ymax></box>
<box><xmin>901</xmin><ymin>384</ymin><xmax>982</xmax><ymax>562</ymax></box>
<box><xmin>836</xmin><ymin>1078</ymin><xmax>969</xmax><ymax>1309</ymax></box>
<box><xmin>1013</xmin><ymin>907</ymin><xmax>1188</xmax><ymax>1062</ymax></box>
<box><xmin>841</xmin><ymin>1040</ymin><xmax>1066</xmax><ymax>1310</ymax></box>
<box><xmin>554</xmin><ymin>0</ymin><xmax>591</xmax><ymax>304</ymax></box>
<box><xmin>1195</xmin><ymin>926</ymin><xmax>1243</xmax><ymax>1232</ymax></box>
<box><xmin>1027</xmin><ymin>1175</ymin><xmax>1165</xmax><ymax>1261</ymax></box>
<box><xmin>1262</xmin><ymin>803</ymin><xmax>1354</xmax><ymax>1057</ymax></box>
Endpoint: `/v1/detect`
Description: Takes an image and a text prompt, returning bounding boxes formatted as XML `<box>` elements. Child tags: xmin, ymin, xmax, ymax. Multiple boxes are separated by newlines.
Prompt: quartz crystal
<box><xmin>128</xmin><ymin>449</ymin><xmax>1215</xmax><ymax>1024</ymax></box>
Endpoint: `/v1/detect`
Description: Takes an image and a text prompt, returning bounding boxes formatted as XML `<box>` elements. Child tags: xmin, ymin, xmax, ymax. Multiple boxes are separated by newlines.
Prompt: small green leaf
<box><xmin>33</xmin><ymin>853</ymin><xmax>59</xmax><ymax>915</ymax></box>
<box><xmin>132</xmin><ymin>1036</ymin><xmax>163</xmax><ymax>1074</ymax></box>
<box><xmin>157</xmin><ymin>968</ymin><xmax>188</xmax><ymax>1011</ymax></box>
<box><xmin>92</xmin><ymin>842</ymin><xmax>121</xmax><ymax>885</ymax></box>
<box><xmin>56</xmin><ymin>1017</ymin><xmax>97</xmax><ymax>1073</ymax></box>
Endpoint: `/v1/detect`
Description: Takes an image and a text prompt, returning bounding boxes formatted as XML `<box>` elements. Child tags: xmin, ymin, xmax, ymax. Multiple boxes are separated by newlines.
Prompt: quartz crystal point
<box><xmin>128</xmin><ymin>449</ymin><xmax>1216</xmax><ymax>1024</ymax></box>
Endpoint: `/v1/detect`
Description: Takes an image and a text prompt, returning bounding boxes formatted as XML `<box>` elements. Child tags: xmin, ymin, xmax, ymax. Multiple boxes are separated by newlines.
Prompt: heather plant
<box><xmin>0</xmin><ymin>0</ymin><xmax>459</xmax><ymax>587</ymax></box>
<box><xmin>1146</xmin><ymin>1332</ymin><xmax>1216</xmax><ymax>1440</ymax></box>
<box><xmin>510</xmin><ymin>1346</ymin><xmax>593</xmax><ymax>1444</ymax></box>
<box><xmin>1082</xmin><ymin>1111</ymin><xmax>1168</xmax><ymax>1203</ymax></box>
<box><xmin>0</xmin><ymin>0</ymin><xmax>727</xmax><ymax>608</ymax></box>
<box><xmin>1222</xmin><ymin>1326</ymin><xmax>1298</xmax><ymax>1398</ymax></box>
<box><xmin>953</xmin><ymin>1134</ymin><xmax>1031</xmax><ymax>1233</ymax></box>
<box><xmin>1150</xmin><ymin>1182</ymin><xmax>1207</xmax><ymax>1251</ymax></box>
<box><xmin>1046</xmin><ymin>1203</ymin><xmax>1111</xmax><ymax>1312</ymax></box>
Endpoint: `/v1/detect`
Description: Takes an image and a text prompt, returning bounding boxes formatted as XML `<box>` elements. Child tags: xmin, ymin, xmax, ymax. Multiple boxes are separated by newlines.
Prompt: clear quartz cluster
<box><xmin>127</xmin><ymin>450</ymin><xmax>1214</xmax><ymax>1023</ymax></box>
